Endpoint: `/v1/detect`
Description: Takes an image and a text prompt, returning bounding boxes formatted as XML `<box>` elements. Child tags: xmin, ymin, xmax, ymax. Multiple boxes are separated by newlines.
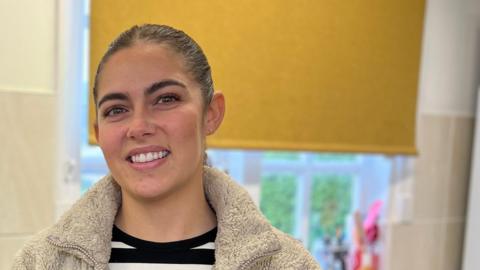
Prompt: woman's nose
<box><xmin>126</xmin><ymin>113</ymin><xmax>155</xmax><ymax>139</ymax></box>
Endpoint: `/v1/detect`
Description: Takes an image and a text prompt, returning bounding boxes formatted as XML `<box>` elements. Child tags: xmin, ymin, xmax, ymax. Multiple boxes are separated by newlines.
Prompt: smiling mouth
<box><xmin>128</xmin><ymin>150</ymin><xmax>170</xmax><ymax>163</ymax></box>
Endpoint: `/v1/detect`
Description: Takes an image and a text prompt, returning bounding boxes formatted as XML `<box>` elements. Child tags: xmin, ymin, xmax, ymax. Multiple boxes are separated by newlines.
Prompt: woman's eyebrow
<box><xmin>145</xmin><ymin>79</ymin><xmax>186</xmax><ymax>96</ymax></box>
<box><xmin>97</xmin><ymin>93</ymin><xmax>128</xmax><ymax>108</ymax></box>
<box><xmin>96</xmin><ymin>80</ymin><xmax>186</xmax><ymax>108</ymax></box>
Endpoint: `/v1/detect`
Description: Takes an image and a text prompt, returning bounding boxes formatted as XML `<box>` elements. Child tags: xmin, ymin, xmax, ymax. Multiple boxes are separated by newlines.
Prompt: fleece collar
<box><xmin>47</xmin><ymin>167</ymin><xmax>281</xmax><ymax>269</ymax></box>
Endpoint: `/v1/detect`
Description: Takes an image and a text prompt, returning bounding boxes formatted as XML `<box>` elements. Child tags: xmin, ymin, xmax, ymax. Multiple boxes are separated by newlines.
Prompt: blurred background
<box><xmin>1</xmin><ymin>0</ymin><xmax>480</xmax><ymax>269</ymax></box>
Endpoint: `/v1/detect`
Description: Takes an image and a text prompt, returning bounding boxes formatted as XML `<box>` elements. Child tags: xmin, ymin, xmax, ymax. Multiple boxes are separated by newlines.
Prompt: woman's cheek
<box><xmin>99</xmin><ymin>125</ymin><xmax>125</xmax><ymax>154</ymax></box>
<box><xmin>171</xmin><ymin>111</ymin><xmax>203</xmax><ymax>142</ymax></box>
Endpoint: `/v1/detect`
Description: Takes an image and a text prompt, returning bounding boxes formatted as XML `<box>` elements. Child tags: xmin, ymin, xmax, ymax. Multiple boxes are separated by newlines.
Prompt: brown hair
<box><xmin>93</xmin><ymin>24</ymin><xmax>214</xmax><ymax>107</ymax></box>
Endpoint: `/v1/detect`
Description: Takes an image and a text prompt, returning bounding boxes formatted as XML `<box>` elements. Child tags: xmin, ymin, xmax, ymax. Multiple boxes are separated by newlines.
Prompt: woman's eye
<box><xmin>156</xmin><ymin>95</ymin><xmax>179</xmax><ymax>104</ymax></box>
<box><xmin>104</xmin><ymin>107</ymin><xmax>127</xmax><ymax>117</ymax></box>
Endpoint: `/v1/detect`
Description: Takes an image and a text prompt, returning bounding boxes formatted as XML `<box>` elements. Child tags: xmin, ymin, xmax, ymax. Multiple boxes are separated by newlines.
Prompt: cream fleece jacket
<box><xmin>12</xmin><ymin>167</ymin><xmax>321</xmax><ymax>270</ymax></box>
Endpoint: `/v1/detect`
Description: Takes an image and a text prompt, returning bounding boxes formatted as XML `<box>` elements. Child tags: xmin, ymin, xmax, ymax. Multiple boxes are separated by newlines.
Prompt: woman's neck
<box><xmin>114</xmin><ymin>177</ymin><xmax>217</xmax><ymax>243</ymax></box>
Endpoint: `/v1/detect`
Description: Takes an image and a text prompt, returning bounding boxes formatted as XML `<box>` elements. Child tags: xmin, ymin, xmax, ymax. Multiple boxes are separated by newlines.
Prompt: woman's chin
<box><xmin>125</xmin><ymin>178</ymin><xmax>185</xmax><ymax>202</ymax></box>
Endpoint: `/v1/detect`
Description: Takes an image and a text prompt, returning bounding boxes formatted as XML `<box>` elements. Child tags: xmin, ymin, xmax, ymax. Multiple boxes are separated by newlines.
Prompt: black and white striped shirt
<box><xmin>109</xmin><ymin>225</ymin><xmax>216</xmax><ymax>269</ymax></box>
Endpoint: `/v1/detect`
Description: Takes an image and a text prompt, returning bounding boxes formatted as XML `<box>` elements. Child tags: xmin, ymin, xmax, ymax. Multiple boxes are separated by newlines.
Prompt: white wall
<box><xmin>386</xmin><ymin>0</ymin><xmax>480</xmax><ymax>269</ymax></box>
<box><xmin>418</xmin><ymin>0</ymin><xmax>480</xmax><ymax>117</ymax></box>
<box><xmin>463</xmin><ymin>88</ymin><xmax>480</xmax><ymax>270</ymax></box>
<box><xmin>0</xmin><ymin>0</ymin><xmax>57</xmax><ymax>268</ymax></box>
<box><xmin>420</xmin><ymin>0</ymin><xmax>480</xmax><ymax>267</ymax></box>
<box><xmin>0</xmin><ymin>0</ymin><xmax>55</xmax><ymax>94</ymax></box>
<box><xmin>418</xmin><ymin>2</ymin><xmax>480</xmax><ymax>268</ymax></box>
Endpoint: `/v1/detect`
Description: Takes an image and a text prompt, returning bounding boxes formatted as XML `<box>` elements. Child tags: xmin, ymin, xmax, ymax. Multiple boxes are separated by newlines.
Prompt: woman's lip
<box><xmin>128</xmin><ymin>153</ymin><xmax>168</xmax><ymax>171</ymax></box>
<box><xmin>126</xmin><ymin>145</ymin><xmax>170</xmax><ymax>159</ymax></box>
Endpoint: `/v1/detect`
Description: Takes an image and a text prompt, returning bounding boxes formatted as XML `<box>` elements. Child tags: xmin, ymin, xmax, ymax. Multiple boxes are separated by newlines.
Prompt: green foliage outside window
<box><xmin>309</xmin><ymin>174</ymin><xmax>352</xmax><ymax>247</ymax></box>
<box><xmin>263</xmin><ymin>151</ymin><xmax>357</xmax><ymax>163</ymax></box>
<box><xmin>263</xmin><ymin>151</ymin><xmax>300</xmax><ymax>161</ymax></box>
<box><xmin>260</xmin><ymin>174</ymin><xmax>297</xmax><ymax>235</ymax></box>
<box><xmin>313</xmin><ymin>154</ymin><xmax>357</xmax><ymax>162</ymax></box>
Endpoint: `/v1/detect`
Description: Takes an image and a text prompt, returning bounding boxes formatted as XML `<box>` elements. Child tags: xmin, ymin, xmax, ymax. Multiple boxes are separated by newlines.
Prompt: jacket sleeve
<box><xmin>10</xmin><ymin>248</ymin><xmax>33</xmax><ymax>270</ymax></box>
<box><xmin>287</xmin><ymin>240</ymin><xmax>322</xmax><ymax>270</ymax></box>
<box><xmin>272</xmin><ymin>228</ymin><xmax>322</xmax><ymax>270</ymax></box>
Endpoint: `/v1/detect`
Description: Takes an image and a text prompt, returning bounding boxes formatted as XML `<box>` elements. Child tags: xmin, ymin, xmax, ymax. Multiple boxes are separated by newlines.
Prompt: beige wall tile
<box><xmin>446</xmin><ymin>116</ymin><xmax>474</xmax><ymax>218</ymax></box>
<box><xmin>0</xmin><ymin>0</ymin><xmax>55</xmax><ymax>94</ymax></box>
<box><xmin>387</xmin><ymin>224</ymin><xmax>414</xmax><ymax>270</ymax></box>
<box><xmin>388</xmin><ymin>114</ymin><xmax>471</xmax><ymax>270</ymax></box>
<box><xmin>414</xmin><ymin>114</ymin><xmax>453</xmax><ymax>219</ymax></box>
<box><xmin>388</xmin><ymin>222</ymin><xmax>444</xmax><ymax>270</ymax></box>
<box><xmin>0</xmin><ymin>92</ymin><xmax>56</xmax><ymax>234</ymax></box>
<box><xmin>441</xmin><ymin>221</ymin><xmax>465</xmax><ymax>270</ymax></box>
<box><xmin>0</xmin><ymin>234</ymin><xmax>31</xmax><ymax>269</ymax></box>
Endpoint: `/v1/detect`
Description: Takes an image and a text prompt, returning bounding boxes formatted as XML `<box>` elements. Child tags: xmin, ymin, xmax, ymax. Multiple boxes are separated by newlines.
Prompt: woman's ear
<box><xmin>205</xmin><ymin>92</ymin><xmax>225</xmax><ymax>135</ymax></box>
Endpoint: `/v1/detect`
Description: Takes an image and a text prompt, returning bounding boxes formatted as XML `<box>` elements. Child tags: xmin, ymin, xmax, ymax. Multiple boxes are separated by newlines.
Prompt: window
<box><xmin>72</xmin><ymin>4</ymin><xmax>393</xmax><ymax>267</ymax></box>
<box><xmin>260</xmin><ymin>173</ymin><xmax>298</xmax><ymax>235</ymax></box>
<box><xmin>201</xmin><ymin>150</ymin><xmax>392</xmax><ymax>267</ymax></box>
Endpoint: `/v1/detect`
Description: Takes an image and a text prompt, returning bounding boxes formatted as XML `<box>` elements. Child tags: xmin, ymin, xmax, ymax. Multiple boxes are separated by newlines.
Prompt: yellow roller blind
<box><xmin>89</xmin><ymin>0</ymin><xmax>424</xmax><ymax>154</ymax></box>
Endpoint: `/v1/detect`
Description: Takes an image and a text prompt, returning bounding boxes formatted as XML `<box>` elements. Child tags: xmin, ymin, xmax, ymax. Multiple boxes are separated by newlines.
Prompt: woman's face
<box><xmin>95</xmin><ymin>42</ymin><xmax>222</xmax><ymax>202</ymax></box>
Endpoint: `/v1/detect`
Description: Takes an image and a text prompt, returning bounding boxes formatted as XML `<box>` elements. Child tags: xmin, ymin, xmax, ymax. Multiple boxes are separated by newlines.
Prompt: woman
<box><xmin>13</xmin><ymin>24</ymin><xmax>320</xmax><ymax>270</ymax></box>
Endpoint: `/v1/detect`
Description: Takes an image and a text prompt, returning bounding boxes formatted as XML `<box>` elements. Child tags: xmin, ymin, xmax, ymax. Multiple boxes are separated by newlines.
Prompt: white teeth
<box><xmin>130</xmin><ymin>151</ymin><xmax>169</xmax><ymax>163</ymax></box>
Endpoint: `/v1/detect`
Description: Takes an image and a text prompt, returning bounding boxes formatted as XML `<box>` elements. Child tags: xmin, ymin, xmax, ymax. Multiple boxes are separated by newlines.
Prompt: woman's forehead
<box><xmin>98</xmin><ymin>43</ymin><xmax>192</xmax><ymax>89</ymax></box>
<box><xmin>106</xmin><ymin>43</ymin><xmax>186</xmax><ymax>72</ymax></box>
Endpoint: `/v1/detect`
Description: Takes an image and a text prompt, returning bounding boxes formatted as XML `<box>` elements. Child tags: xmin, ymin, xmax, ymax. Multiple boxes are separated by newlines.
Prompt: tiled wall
<box><xmin>386</xmin><ymin>114</ymin><xmax>474</xmax><ymax>270</ymax></box>
<box><xmin>0</xmin><ymin>0</ymin><xmax>56</xmax><ymax>268</ymax></box>
<box><xmin>0</xmin><ymin>92</ymin><xmax>57</xmax><ymax>268</ymax></box>
<box><xmin>384</xmin><ymin>0</ymin><xmax>480</xmax><ymax>268</ymax></box>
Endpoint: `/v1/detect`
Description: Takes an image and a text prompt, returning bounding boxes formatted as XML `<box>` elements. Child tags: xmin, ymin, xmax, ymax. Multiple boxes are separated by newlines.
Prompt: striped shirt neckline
<box><xmin>109</xmin><ymin>225</ymin><xmax>216</xmax><ymax>268</ymax></box>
